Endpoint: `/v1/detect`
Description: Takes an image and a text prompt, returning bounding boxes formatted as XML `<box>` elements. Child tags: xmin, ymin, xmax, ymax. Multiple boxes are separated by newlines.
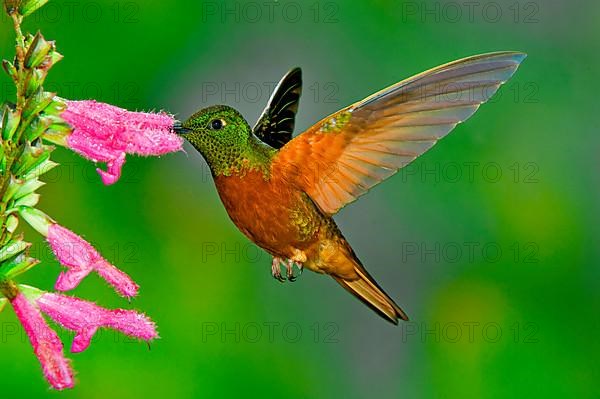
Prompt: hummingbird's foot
<box><xmin>286</xmin><ymin>259</ymin><xmax>296</xmax><ymax>282</ymax></box>
<box><xmin>271</xmin><ymin>258</ymin><xmax>303</xmax><ymax>282</ymax></box>
<box><xmin>285</xmin><ymin>259</ymin><xmax>304</xmax><ymax>282</ymax></box>
<box><xmin>271</xmin><ymin>258</ymin><xmax>285</xmax><ymax>282</ymax></box>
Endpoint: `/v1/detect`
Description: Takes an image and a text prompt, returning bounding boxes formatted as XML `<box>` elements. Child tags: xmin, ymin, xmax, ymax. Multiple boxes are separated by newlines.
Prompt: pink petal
<box><xmin>48</xmin><ymin>224</ymin><xmax>139</xmax><ymax>298</ymax></box>
<box><xmin>125</xmin><ymin>126</ymin><xmax>184</xmax><ymax>156</ymax></box>
<box><xmin>96</xmin><ymin>152</ymin><xmax>126</xmax><ymax>186</ymax></box>
<box><xmin>71</xmin><ymin>327</ymin><xmax>98</xmax><ymax>353</ymax></box>
<box><xmin>103</xmin><ymin>309</ymin><xmax>158</xmax><ymax>342</ymax></box>
<box><xmin>11</xmin><ymin>293</ymin><xmax>74</xmax><ymax>390</ymax></box>
<box><xmin>54</xmin><ymin>268</ymin><xmax>90</xmax><ymax>292</ymax></box>
<box><xmin>37</xmin><ymin>293</ymin><xmax>158</xmax><ymax>353</ymax></box>
<box><xmin>94</xmin><ymin>259</ymin><xmax>139</xmax><ymax>298</ymax></box>
<box><xmin>47</xmin><ymin>225</ymin><xmax>99</xmax><ymax>266</ymax></box>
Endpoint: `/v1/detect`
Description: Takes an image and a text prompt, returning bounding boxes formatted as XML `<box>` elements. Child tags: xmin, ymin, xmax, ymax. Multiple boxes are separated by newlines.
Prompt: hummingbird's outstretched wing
<box><xmin>272</xmin><ymin>52</ymin><xmax>526</xmax><ymax>215</ymax></box>
<box><xmin>253</xmin><ymin>67</ymin><xmax>302</xmax><ymax>149</ymax></box>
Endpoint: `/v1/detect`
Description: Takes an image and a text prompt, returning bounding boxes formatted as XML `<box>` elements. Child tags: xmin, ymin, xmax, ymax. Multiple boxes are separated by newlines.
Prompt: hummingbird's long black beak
<box><xmin>173</xmin><ymin>121</ymin><xmax>192</xmax><ymax>135</ymax></box>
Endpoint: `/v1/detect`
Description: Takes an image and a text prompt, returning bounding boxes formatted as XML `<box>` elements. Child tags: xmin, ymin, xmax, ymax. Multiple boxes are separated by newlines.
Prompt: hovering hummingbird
<box><xmin>175</xmin><ymin>52</ymin><xmax>526</xmax><ymax>324</ymax></box>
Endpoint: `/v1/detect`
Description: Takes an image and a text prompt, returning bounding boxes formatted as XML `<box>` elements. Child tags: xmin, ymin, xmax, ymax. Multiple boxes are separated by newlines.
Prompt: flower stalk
<box><xmin>1</xmin><ymin>0</ymin><xmax>179</xmax><ymax>390</ymax></box>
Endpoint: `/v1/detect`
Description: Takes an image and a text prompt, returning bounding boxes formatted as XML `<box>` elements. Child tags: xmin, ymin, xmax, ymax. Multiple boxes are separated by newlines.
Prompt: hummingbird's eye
<box><xmin>209</xmin><ymin>119</ymin><xmax>225</xmax><ymax>130</ymax></box>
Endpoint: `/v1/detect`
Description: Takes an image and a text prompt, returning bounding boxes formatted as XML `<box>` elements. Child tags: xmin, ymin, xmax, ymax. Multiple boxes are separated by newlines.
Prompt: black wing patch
<box><xmin>253</xmin><ymin>67</ymin><xmax>302</xmax><ymax>149</ymax></box>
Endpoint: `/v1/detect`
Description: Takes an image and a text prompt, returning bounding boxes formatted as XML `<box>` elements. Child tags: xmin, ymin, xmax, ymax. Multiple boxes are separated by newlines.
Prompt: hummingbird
<box><xmin>174</xmin><ymin>52</ymin><xmax>526</xmax><ymax>324</ymax></box>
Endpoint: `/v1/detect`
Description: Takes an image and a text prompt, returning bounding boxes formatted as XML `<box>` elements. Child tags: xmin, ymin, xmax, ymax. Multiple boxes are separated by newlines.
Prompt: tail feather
<box><xmin>333</xmin><ymin>264</ymin><xmax>408</xmax><ymax>324</ymax></box>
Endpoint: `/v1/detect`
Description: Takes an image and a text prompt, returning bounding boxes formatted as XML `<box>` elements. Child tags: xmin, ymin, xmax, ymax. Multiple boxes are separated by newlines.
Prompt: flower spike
<box><xmin>1</xmin><ymin>1</ymin><xmax>164</xmax><ymax>389</ymax></box>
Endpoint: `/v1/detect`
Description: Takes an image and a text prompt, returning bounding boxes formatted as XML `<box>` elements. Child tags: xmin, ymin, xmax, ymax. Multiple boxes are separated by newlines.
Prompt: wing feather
<box><xmin>253</xmin><ymin>67</ymin><xmax>302</xmax><ymax>149</ymax></box>
<box><xmin>272</xmin><ymin>52</ymin><xmax>526</xmax><ymax>214</ymax></box>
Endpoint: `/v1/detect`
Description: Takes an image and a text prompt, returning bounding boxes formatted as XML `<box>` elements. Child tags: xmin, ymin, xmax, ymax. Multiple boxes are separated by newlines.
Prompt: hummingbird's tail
<box><xmin>311</xmin><ymin>223</ymin><xmax>408</xmax><ymax>324</ymax></box>
<box><xmin>332</xmin><ymin>258</ymin><xmax>409</xmax><ymax>324</ymax></box>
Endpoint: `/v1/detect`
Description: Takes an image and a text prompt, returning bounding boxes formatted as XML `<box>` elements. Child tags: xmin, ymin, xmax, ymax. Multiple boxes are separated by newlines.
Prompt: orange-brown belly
<box><xmin>213</xmin><ymin>169</ymin><xmax>321</xmax><ymax>259</ymax></box>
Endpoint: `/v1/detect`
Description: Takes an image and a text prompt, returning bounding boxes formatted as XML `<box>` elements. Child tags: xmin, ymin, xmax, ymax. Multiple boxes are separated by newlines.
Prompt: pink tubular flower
<box><xmin>37</xmin><ymin>292</ymin><xmax>158</xmax><ymax>353</ymax></box>
<box><xmin>10</xmin><ymin>292</ymin><xmax>74</xmax><ymax>390</ymax></box>
<box><xmin>47</xmin><ymin>223</ymin><xmax>139</xmax><ymax>298</ymax></box>
<box><xmin>60</xmin><ymin>99</ymin><xmax>183</xmax><ymax>185</ymax></box>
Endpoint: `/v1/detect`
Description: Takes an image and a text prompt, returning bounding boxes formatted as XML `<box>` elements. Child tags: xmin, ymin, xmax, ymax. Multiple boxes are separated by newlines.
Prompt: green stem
<box><xmin>11</xmin><ymin>13</ymin><xmax>25</xmax><ymax>113</ymax></box>
<box><xmin>0</xmin><ymin>14</ymin><xmax>27</xmax><ymax>248</ymax></box>
<box><xmin>0</xmin><ymin>278</ymin><xmax>18</xmax><ymax>300</ymax></box>
<box><xmin>0</xmin><ymin>146</ymin><xmax>19</xmax><ymax>247</ymax></box>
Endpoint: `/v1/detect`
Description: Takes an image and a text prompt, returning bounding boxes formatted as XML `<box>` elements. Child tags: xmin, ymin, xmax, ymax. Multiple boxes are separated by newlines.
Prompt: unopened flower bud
<box><xmin>1</xmin><ymin>105</ymin><xmax>21</xmax><ymax>141</ymax></box>
<box><xmin>25</xmin><ymin>32</ymin><xmax>52</xmax><ymax>69</ymax></box>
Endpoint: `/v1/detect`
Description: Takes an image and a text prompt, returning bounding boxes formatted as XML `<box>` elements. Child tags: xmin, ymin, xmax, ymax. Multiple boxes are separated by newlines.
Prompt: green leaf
<box><xmin>2</xmin><ymin>175</ymin><xmax>21</xmax><ymax>203</ymax></box>
<box><xmin>25</xmin><ymin>69</ymin><xmax>48</xmax><ymax>97</ymax></box>
<box><xmin>0</xmin><ymin>297</ymin><xmax>7</xmax><ymax>313</ymax></box>
<box><xmin>23</xmin><ymin>114</ymin><xmax>52</xmax><ymax>141</ymax></box>
<box><xmin>17</xmin><ymin>206</ymin><xmax>52</xmax><ymax>236</ymax></box>
<box><xmin>23</xmin><ymin>158</ymin><xmax>57</xmax><ymax>179</ymax></box>
<box><xmin>18</xmin><ymin>284</ymin><xmax>44</xmax><ymax>300</ymax></box>
<box><xmin>19</xmin><ymin>0</ymin><xmax>48</xmax><ymax>17</ymax></box>
<box><xmin>13</xmin><ymin>141</ymin><xmax>55</xmax><ymax>178</ymax></box>
<box><xmin>2</xmin><ymin>254</ymin><xmax>40</xmax><ymax>279</ymax></box>
<box><xmin>39</xmin><ymin>110</ymin><xmax>71</xmax><ymax>146</ymax></box>
<box><xmin>0</xmin><ymin>239</ymin><xmax>30</xmax><ymax>263</ymax></box>
<box><xmin>13</xmin><ymin>142</ymin><xmax>45</xmax><ymax>174</ymax></box>
<box><xmin>24</xmin><ymin>31</ymin><xmax>52</xmax><ymax>68</ymax></box>
<box><xmin>2</xmin><ymin>59</ymin><xmax>17</xmax><ymax>81</ymax></box>
<box><xmin>49</xmin><ymin>49</ymin><xmax>63</xmax><ymax>65</ymax></box>
<box><xmin>43</xmin><ymin>99</ymin><xmax>67</xmax><ymax>116</ymax></box>
<box><xmin>14</xmin><ymin>192</ymin><xmax>39</xmax><ymax>207</ymax></box>
<box><xmin>23</xmin><ymin>88</ymin><xmax>55</xmax><ymax>120</ymax></box>
<box><xmin>13</xmin><ymin>176</ymin><xmax>45</xmax><ymax>199</ymax></box>
<box><xmin>0</xmin><ymin>148</ymin><xmax>5</xmax><ymax>173</ymax></box>
<box><xmin>42</xmin><ymin>127</ymin><xmax>69</xmax><ymax>146</ymax></box>
<box><xmin>1</xmin><ymin>105</ymin><xmax>21</xmax><ymax>140</ymax></box>
<box><xmin>6</xmin><ymin>215</ymin><xmax>19</xmax><ymax>234</ymax></box>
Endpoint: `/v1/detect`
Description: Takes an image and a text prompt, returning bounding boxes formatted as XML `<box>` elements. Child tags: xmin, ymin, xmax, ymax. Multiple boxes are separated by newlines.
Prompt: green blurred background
<box><xmin>1</xmin><ymin>0</ymin><xmax>598</xmax><ymax>397</ymax></box>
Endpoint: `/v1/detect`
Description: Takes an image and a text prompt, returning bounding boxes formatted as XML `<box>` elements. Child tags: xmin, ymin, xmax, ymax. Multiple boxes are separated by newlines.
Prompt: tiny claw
<box><xmin>272</xmin><ymin>257</ymin><xmax>304</xmax><ymax>282</ymax></box>
<box><xmin>271</xmin><ymin>257</ymin><xmax>285</xmax><ymax>282</ymax></box>
<box><xmin>286</xmin><ymin>259</ymin><xmax>296</xmax><ymax>282</ymax></box>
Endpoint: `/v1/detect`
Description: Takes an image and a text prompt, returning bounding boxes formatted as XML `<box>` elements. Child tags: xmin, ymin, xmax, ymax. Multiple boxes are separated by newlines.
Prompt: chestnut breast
<box><xmin>213</xmin><ymin>167</ymin><xmax>322</xmax><ymax>258</ymax></box>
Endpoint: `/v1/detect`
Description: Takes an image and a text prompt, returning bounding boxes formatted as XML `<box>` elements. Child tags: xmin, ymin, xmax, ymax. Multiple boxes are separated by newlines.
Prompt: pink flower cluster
<box><xmin>60</xmin><ymin>100</ymin><xmax>183</xmax><ymax>185</ymax></box>
<box><xmin>11</xmin><ymin>290</ymin><xmax>157</xmax><ymax>390</ymax></box>
<box><xmin>1</xmin><ymin>99</ymin><xmax>179</xmax><ymax>389</ymax></box>
<box><xmin>6</xmin><ymin>213</ymin><xmax>159</xmax><ymax>390</ymax></box>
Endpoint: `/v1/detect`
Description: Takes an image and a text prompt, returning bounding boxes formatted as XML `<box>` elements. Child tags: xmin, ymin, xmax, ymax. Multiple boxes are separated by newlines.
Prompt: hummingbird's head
<box><xmin>175</xmin><ymin>105</ymin><xmax>253</xmax><ymax>175</ymax></box>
